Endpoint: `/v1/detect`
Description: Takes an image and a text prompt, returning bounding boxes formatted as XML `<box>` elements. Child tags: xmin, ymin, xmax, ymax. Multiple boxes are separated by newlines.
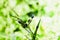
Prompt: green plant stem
<box><xmin>27</xmin><ymin>27</ymin><xmax>33</xmax><ymax>34</ymax></box>
<box><xmin>32</xmin><ymin>19</ymin><xmax>41</xmax><ymax>40</ymax></box>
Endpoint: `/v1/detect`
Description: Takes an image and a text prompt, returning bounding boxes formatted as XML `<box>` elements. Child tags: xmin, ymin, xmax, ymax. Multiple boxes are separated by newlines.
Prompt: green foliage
<box><xmin>16</xmin><ymin>0</ymin><xmax>23</xmax><ymax>5</ymax></box>
<box><xmin>0</xmin><ymin>0</ymin><xmax>59</xmax><ymax>40</ymax></box>
<box><xmin>58</xmin><ymin>36</ymin><xmax>60</xmax><ymax>40</ymax></box>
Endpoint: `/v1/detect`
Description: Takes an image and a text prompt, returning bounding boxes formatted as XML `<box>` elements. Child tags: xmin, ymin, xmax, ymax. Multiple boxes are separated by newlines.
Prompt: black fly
<box><xmin>9</xmin><ymin>10</ymin><xmax>38</xmax><ymax>34</ymax></box>
<box><xmin>18</xmin><ymin>20</ymin><xmax>28</xmax><ymax>28</ymax></box>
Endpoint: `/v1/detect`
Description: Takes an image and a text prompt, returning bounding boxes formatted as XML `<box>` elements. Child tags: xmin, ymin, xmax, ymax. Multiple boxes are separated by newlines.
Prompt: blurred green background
<box><xmin>0</xmin><ymin>0</ymin><xmax>60</xmax><ymax>40</ymax></box>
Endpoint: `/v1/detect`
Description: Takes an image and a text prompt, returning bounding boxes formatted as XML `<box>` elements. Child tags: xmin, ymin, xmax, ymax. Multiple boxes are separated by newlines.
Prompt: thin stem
<box><xmin>27</xmin><ymin>27</ymin><xmax>33</xmax><ymax>34</ymax></box>
<box><xmin>24</xmin><ymin>34</ymin><xmax>31</xmax><ymax>40</ymax></box>
<box><xmin>32</xmin><ymin>19</ymin><xmax>41</xmax><ymax>40</ymax></box>
<box><xmin>11</xmin><ymin>9</ymin><xmax>19</xmax><ymax>17</ymax></box>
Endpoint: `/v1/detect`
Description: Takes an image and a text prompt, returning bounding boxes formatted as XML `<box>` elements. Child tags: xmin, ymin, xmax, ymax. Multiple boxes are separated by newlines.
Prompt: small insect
<box><xmin>18</xmin><ymin>20</ymin><xmax>28</xmax><ymax>28</ymax></box>
<box><xmin>18</xmin><ymin>19</ymin><xmax>33</xmax><ymax>34</ymax></box>
<box><xmin>9</xmin><ymin>10</ymin><xmax>33</xmax><ymax>33</ymax></box>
